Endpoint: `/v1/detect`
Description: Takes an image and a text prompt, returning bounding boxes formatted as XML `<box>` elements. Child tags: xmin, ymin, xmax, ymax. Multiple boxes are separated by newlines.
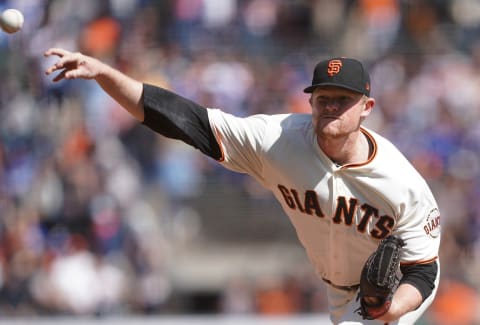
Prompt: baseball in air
<box><xmin>0</xmin><ymin>9</ymin><xmax>24</xmax><ymax>34</ymax></box>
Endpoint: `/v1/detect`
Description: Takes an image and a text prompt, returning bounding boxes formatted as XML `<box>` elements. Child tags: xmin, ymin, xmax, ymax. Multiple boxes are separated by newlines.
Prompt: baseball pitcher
<box><xmin>45</xmin><ymin>49</ymin><xmax>441</xmax><ymax>324</ymax></box>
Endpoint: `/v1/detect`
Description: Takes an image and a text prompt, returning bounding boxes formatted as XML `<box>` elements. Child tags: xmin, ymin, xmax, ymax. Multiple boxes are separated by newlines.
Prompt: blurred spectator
<box><xmin>30</xmin><ymin>233</ymin><xmax>128</xmax><ymax>315</ymax></box>
<box><xmin>254</xmin><ymin>275</ymin><xmax>300</xmax><ymax>315</ymax></box>
<box><xmin>220</xmin><ymin>276</ymin><xmax>255</xmax><ymax>314</ymax></box>
<box><xmin>428</xmin><ymin>279</ymin><xmax>480</xmax><ymax>325</ymax></box>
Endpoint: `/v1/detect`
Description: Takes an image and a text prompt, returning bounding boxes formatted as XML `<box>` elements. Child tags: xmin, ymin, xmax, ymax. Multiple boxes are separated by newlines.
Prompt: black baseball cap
<box><xmin>303</xmin><ymin>57</ymin><xmax>370</xmax><ymax>96</ymax></box>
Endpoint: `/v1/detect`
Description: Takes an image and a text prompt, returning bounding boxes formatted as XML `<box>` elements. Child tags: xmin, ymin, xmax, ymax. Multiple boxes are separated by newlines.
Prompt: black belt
<box><xmin>322</xmin><ymin>278</ymin><xmax>360</xmax><ymax>291</ymax></box>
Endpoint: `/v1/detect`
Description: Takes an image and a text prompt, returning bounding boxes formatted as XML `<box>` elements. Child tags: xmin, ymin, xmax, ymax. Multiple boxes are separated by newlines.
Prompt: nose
<box><xmin>324</xmin><ymin>99</ymin><xmax>341</xmax><ymax>111</ymax></box>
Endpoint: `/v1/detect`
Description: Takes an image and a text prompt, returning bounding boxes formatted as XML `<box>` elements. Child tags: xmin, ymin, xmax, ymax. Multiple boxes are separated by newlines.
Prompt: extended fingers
<box><xmin>45</xmin><ymin>52</ymin><xmax>83</xmax><ymax>76</ymax></box>
<box><xmin>44</xmin><ymin>48</ymin><xmax>95</xmax><ymax>82</ymax></box>
<box><xmin>45</xmin><ymin>56</ymin><xmax>71</xmax><ymax>75</ymax></box>
<box><xmin>50</xmin><ymin>67</ymin><xmax>80</xmax><ymax>82</ymax></box>
<box><xmin>45</xmin><ymin>63</ymin><xmax>61</xmax><ymax>75</ymax></box>
<box><xmin>44</xmin><ymin>48</ymin><xmax>71</xmax><ymax>58</ymax></box>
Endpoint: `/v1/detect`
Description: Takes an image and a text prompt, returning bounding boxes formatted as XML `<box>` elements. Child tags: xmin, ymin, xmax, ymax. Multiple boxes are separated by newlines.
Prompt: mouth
<box><xmin>321</xmin><ymin>115</ymin><xmax>339</xmax><ymax>120</ymax></box>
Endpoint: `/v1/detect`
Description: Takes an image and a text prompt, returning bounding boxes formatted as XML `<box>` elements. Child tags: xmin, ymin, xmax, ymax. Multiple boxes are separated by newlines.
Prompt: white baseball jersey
<box><xmin>207</xmin><ymin>109</ymin><xmax>441</xmax><ymax>283</ymax></box>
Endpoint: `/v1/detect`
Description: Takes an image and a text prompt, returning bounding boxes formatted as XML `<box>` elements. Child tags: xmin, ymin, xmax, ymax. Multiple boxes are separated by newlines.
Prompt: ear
<box><xmin>361</xmin><ymin>97</ymin><xmax>375</xmax><ymax>118</ymax></box>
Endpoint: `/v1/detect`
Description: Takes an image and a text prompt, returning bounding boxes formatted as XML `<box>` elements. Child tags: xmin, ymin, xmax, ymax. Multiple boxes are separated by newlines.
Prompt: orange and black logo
<box><xmin>327</xmin><ymin>59</ymin><xmax>342</xmax><ymax>76</ymax></box>
<box><xmin>423</xmin><ymin>208</ymin><xmax>440</xmax><ymax>238</ymax></box>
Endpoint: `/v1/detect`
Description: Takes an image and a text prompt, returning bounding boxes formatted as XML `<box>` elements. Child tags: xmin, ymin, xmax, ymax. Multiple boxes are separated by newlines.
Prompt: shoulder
<box><xmin>207</xmin><ymin>109</ymin><xmax>311</xmax><ymax>134</ymax></box>
<box><xmin>366</xmin><ymin>128</ymin><xmax>417</xmax><ymax>169</ymax></box>
<box><xmin>364</xmin><ymin>127</ymin><xmax>432</xmax><ymax>191</ymax></box>
<box><xmin>208</xmin><ymin>109</ymin><xmax>309</xmax><ymax>123</ymax></box>
<box><xmin>247</xmin><ymin>113</ymin><xmax>313</xmax><ymax>133</ymax></box>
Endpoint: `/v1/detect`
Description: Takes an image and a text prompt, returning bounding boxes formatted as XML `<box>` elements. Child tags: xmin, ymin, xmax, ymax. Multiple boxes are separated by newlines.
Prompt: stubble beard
<box><xmin>315</xmin><ymin>118</ymin><xmax>362</xmax><ymax>143</ymax></box>
<box><xmin>316</xmin><ymin>119</ymin><xmax>346</xmax><ymax>140</ymax></box>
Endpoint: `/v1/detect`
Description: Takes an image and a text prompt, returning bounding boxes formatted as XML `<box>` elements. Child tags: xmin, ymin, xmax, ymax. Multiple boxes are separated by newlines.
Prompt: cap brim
<box><xmin>303</xmin><ymin>83</ymin><xmax>365</xmax><ymax>94</ymax></box>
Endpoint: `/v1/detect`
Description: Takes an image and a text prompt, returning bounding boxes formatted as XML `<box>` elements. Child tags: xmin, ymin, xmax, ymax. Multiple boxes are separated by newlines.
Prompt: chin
<box><xmin>317</xmin><ymin>126</ymin><xmax>344</xmax><ymax>139</ymax></box>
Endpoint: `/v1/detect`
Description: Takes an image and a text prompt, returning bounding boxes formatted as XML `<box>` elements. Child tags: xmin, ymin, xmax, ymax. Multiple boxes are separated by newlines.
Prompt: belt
<box><xmin>322</xmin><ymin>278</ymin><xmax>360</xmax><ymax>292</ymax></box>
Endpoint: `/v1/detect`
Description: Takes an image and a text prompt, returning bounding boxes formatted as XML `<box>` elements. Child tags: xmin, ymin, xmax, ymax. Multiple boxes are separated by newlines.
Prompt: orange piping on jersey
<box><xmin>211</xmin><ymin>125</ymin><xmax>226</xmax><ymax>162</ymax></box>
<box><xmin>400</xmin><ymin>256</ymin><xmax>438</xmax><ymax>266</ymax></box>
<box><xmin>341</xmin><ymin>127</ymin><xmax>378</xmax><ymax>168</ymax></box>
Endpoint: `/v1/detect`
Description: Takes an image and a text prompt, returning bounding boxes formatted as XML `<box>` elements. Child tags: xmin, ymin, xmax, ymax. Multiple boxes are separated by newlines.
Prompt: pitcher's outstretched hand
<box><xmin>44</xmin><ymin>48</ymin><xmax>103</xmax><ymax>82</ymax></box>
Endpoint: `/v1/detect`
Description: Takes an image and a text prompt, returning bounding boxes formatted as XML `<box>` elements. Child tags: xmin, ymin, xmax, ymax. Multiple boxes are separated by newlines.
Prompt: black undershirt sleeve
<box><xmin>400</xmin><ymin>260</ymin><xmax>438</xmax><ymax>302</ymax></box>
<box><xmin>141</xmin><ymin>83</ymin><xmax>222</xmax><ymax>160</ymax></box>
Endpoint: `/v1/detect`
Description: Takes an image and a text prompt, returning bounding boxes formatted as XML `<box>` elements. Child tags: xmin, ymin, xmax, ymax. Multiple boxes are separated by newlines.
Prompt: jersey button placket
<box><xmin>329</xmin><ymin>171</ymin><xmax>340</xmax><ymax>279</ymax></box>
<box><xmin>331</xmin><ymin>170</ymin><xmax>346</xmax><ymax>279</ymax></box>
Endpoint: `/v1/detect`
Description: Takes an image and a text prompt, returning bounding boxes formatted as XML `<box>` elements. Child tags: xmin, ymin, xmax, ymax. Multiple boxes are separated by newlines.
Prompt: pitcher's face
<box><xmin>310</xmin><ymin>86</ymin><xmax>374</xmax><ymax>139</ymax></box>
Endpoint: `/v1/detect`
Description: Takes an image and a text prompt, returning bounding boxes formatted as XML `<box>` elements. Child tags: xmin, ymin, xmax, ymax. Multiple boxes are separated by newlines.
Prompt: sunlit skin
<box><xmin>309</xmin><ymin>86</ymin><xmax>375</xmax><ymax>165</ymax></box>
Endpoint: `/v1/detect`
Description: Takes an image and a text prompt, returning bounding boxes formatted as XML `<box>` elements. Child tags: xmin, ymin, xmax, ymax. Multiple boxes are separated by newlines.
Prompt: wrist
<box><xmin>94</xmin><ymin>59</ymin><xmax>111</xmax><ymax>80</ymax></box>
<box><xmin>377</xmin><ymin>299</ymin><xmax>401</xmax><ymax>322</ymax></box>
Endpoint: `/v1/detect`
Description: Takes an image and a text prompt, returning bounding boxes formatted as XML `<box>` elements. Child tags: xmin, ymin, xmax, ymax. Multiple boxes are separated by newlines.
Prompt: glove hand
<box><xmin>356</xmin><ymin>235</ymin><xmax>405</xmax><ymax>320</ymax></box>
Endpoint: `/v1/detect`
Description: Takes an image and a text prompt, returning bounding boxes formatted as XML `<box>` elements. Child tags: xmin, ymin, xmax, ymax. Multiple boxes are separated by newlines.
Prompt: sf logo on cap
<box><xmin>327</xmin><ymin>59</ymin><xmax>342</xmax><ymax>76</ymax></box>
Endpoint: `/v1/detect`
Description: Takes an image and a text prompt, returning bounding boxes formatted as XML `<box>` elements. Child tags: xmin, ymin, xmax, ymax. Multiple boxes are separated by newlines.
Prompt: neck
<box><xmin>318</xmin><ymin>130</ymin><xmax>370</xmax><ymax>166</ymax></box>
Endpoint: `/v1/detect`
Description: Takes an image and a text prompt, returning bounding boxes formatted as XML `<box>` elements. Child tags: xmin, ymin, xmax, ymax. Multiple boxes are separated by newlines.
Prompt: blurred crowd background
<box><xmin>1</xmin><ymin>0</ymin><xmax>480</xmax><ymax>324</ymax></box>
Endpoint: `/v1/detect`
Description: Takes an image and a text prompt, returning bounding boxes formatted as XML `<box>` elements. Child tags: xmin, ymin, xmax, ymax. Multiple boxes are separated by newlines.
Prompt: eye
<box><xmin>339</xmin><ymin>96</ymin><xmax>351</xmax><ymax>104</ymax></box>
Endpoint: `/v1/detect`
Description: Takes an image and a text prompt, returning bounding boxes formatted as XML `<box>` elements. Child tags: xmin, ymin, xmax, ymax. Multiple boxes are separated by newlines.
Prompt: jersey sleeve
<box><xmin>368</xmin><ymin>131</ymin><xmax>441</xmax><ymax>265</ymax></box>
<box><xmin>394</xmin><ymin>191</ymin><xmax>441</xmax><ymax>265</ymax></box>
<box><xmin>207</xmin><ymin>108</ymin><xmax>269</xmax><ymax>183</ymax></box>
